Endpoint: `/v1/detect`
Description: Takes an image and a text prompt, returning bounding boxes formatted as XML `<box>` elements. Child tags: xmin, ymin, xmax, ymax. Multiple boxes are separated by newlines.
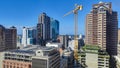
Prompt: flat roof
<box><xmin>5</xmin><ymin>45</ymin><xmax>56</xmax><ymax>54</ymax></box>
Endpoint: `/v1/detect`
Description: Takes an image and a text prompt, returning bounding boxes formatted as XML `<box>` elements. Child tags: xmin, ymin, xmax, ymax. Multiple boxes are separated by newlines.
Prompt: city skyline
<box><xmin>0</xmin><ymin>1</ymin><xmax>120</xmax><ymax>68</ymax></box>
<box><xmin>0</xmin><ymin>0</ymin><xmax>119</xmax><ymax>35</ymax></box>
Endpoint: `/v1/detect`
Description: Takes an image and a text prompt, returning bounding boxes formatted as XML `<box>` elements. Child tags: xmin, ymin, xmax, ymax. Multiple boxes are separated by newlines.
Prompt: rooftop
<box><xmin>82</xmin><ymin>45</ymin><xmax>100</xmax><ymax>50</ymax></box>
<box><xmin>5</xmin><ymin>45</ymin><xmax>56</xmax><ymax>54</ymax></box>
<box><xmin>80</xmin><ymin>45</ymin><xmax>109</xmax><ymax>55</ymax></box>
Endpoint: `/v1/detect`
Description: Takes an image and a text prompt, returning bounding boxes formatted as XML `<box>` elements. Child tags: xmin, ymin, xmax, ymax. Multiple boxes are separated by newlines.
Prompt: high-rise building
<box><xmin>0</xmin><ymin>25</ymin><xmax>17</xmax><ymax>51</ymax></box>
<box><xmin>85</xmin><ymin>2</ymin><xmax>118</xmax><ymax>55</ymax></box>
<box><xmin>5</xmin><ymin>26</ymin><xmax>17</xmax><ymax>50</ymax></box>
<box><xmin>37</xmin><ymin>13</ymin><xmax>50</xmax><ymax>46</ymax></box>
<box><xmin>50</xmin><ymin>19</ymin><xmax>59</xmax><ymax>40</ymax></box>
<box><xmin>22</xmin><ymin>27</ymin><xmax>37</xmax><ymax>47</ymax></box>
<box><xmin>118</xmin><ymin>28</ymin><xmax>120</xmax><ymax>44</ymax></box>
<box><xmin>0</xmin><ymin>25</ymin><xmax>5</xmax><ymax>51</ymax></box>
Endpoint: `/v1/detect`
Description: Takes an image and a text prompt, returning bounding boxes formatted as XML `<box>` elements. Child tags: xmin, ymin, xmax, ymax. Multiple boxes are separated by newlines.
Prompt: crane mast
<box><xmin>64</xmin><ymin>4</ymin><xmax>82</xmax><ymax>63</ymax></box>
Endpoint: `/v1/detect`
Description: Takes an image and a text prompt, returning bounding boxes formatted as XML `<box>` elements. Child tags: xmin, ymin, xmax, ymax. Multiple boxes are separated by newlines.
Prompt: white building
<box><xmin>22</xmin><ymin>27</ymin><xmax>37</xmax><ymax>47</ymax></box>
<box><xmin>46</xmin><ymin>42</ymin><xmax>62</xmax><ymax>48</ymax></box>
<box><xmin>68</xmin><ymin>40</ymin><xmax>74</xmax><ymax>50</ymax></box>
<box><xmin>68</xmin><ymin>39</ymin><xmax>84</xmax><ymax>50</ymax></box>
<box><xmin>32</xmin><ymin>46</ymin><xmax>60</xmax><ymax>68</ymax></box>
<box><xmin>17</xmin><ymin>35</ymin><xmax>22</xmax><ymax>47</ymax></box>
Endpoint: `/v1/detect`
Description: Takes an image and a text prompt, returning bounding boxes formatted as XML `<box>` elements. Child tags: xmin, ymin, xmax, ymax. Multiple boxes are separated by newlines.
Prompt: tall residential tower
<box><xmin>85</xmin><ymin>2</ymin><xmax>118</xmax><ymax>55</ymax></box>
<box><xmin>37</xmin><ymin>13</ymin><xmax>50</xmax><ymax>46</ymax></box>
<box><xmin>0</xmin><ymin>25</ymin><xmax>17</xmax><ymax>51</ymax></box>
<box><xmin>0</xmin><ymin>25</ymin><xmax>5</xmax><ymax>51</ymax></box>
<box><xmin>5</xmin><ymin>26</ymin><xmax>17</xmax><ymax>50</ymax></box>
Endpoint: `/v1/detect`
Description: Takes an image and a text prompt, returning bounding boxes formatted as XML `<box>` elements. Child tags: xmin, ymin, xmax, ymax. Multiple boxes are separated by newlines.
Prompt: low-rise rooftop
<box><xmin>5</xmin><ymin>45</ymin><xmax>56</xmax><ymax>55</ymax></box>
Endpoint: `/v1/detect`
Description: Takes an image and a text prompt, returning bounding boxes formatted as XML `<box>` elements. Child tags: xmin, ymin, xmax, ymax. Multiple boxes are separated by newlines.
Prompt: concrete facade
<box><xmin>0</xmin><ymin>52</ymin><xmax>4</xmax><ymax>68</ymax></box>
<box><xmin>32</xmin><ymin>47</ymin><xmax>60</xmax><ymax>68</ymax></box>
<box><xmin>62</xmin><ymin>49</ymin><xmax>74</xmax><ymax>68</ymax></box>
<box><xmin>0</xmin><ymin>45</ymin><xmax>60</xmax><ymax>68</ymax></box>
<box><xmin>0</xmin><ymin>25</ymin><xmax>5</xmax><ymax>51</ymax></box>
<box><xmin>115</xmin><ymin>45</ymin><xmax>120</xmax><ymax>68</ymax></box>
<box><xmin>5</xmin><ymin>26</ymin><xmax>17</xmax><ymax>50</ymax></box>
<box><xmin>57</xmin><ymin>35</ymin><xmax>69</xmax><ymax>48</ymax></box>
<box><xmin>85</xmin><ymin>2</ymin><xmax>118</xmax><ymax>55</ymax></box>
<box><xmin>79</xmin><ymin>46</ymin><xmax>109</xmax><ymax>68</ymax></box>
<box><xmin>0</xmin><ymin>25</ymin><xmax>17</xmax><ymax>51</ymax></box>
<box><xmin>37</xmin><ymin>13</ymin><xmax>50</xmax><ymax>46</ymax></box>
<box><xmin>86</xmin><ymin>53</ymin><xmax>98</xmax><ymax>68</ymax></box>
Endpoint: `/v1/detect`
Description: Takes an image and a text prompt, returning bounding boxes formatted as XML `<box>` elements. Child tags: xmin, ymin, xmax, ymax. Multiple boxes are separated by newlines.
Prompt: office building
<box><xmin>79</xmin><ymin>45</ymin><xmax>109</xmax><ymax>68</ymax></box>
<box><xmin>17</xmin><ymin>35</ymin><xmax>22</xmax><ymax>47</ymax></box>
<box><xmin>0</xmin><ymin>45</ymin><xmax>60</xmax><ymax>68</ymax></box>
<box><xmin>85</xmin><ymin>2</ymin><xmax>118</xmax><ymax>55</ymax></box>
<box><xmin>57</xmin><ymin>35</ymin><xmax>69</xmax><ymax>48</ymax></box>
<box><xmin>32</xmin><ymin>46</ymin><xmax>60</xmax><ymax>68</ymax></box>
<box><xmin>0</xmin><ymin>25</ymin><xmax>17</xmax><ymax>51</ymax></box>
<box><xmin>5</xmin><ymin>26</ymin><xmax>17</xmax><ymax>50</ymax></box>
<box><xmin>50</xmin><ymin>19</ymin><xmax>59</xmax><ymax>40</ymax></box>
<box><xmin>118</xmin><ymin>28</ymin><xmax>120</xmax><ymax>44</ymax></box>
<box><xmin>37</xmin><ymin>13</ymin><xmax>50</xmax><ymax>45</ymax></box>
<box><xmin>22</xmin><ymin>27</ymin><xmax>37</xmax><ymax>47</ymax></box>
<box><xmin>0</xmin><ymin>25</ymin><xmax>5</xmax><ymax>51</ymax></box>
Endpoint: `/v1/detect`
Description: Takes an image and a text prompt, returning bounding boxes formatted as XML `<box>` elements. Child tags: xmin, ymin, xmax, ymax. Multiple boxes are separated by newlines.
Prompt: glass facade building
<box><xmin>50</xmin><ymin>19</ymin><xmax>59</xmax><ymax>40</ymax></box>
<box><xmin>22</xmin><ymin>27</ymin><xmax>37</xmax><ymax>47</ymax></box>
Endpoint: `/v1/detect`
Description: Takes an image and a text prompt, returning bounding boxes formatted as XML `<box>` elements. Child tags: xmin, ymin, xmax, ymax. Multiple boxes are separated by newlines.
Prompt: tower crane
<box><xmin>63</xmin><ymin>4</ymin><xmax>83</xmax><ymax>63</ymax></box>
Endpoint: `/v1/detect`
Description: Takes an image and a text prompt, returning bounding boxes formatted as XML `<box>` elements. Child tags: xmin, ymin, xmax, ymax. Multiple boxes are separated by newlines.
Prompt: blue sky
<box><xmin>0</xmin><ymin>0</ymin><xmax>119</xmax><ymax>35</ymax></box>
